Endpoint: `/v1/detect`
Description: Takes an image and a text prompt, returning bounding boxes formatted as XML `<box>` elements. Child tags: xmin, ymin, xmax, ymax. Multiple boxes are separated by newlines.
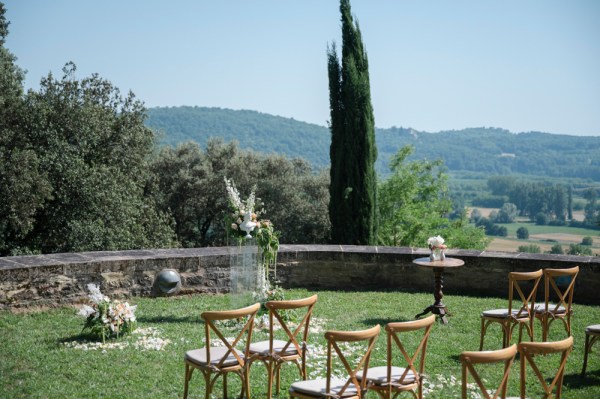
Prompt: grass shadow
<box><xmin>563</xmin><ymin>368</ymin><xmax>600</xmax><ymax>390</ymax></box>
<box><xmin>136</xmin><ymin>315</ymin><xmax>201</xmax><ymax>324</ymax></box>
<box><xmin>362</xmin><ymin>315</ymin><xmax>415</xmax><ymax>326</ymax></box>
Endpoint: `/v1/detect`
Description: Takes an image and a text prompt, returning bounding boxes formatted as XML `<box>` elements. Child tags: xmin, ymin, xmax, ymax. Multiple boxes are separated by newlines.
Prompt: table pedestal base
<box><xmin>415</xmin><ymin>304</ymin><xmax>452</xmax><ymax>324</ymax></box>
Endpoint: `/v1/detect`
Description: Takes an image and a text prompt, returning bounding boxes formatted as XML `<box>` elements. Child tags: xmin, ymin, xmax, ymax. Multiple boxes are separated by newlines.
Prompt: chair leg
<box><xmin>479</xmin><ymin>319</ymin><xmax>486</xmax><ymax>350</ymax></box>
<box><xmin>183</xmin><ymin>364</ymin><xmax>192</xmax><ymax>399</ymax></box>
<box><xmin>223</xmin><ymin>372</ymin><xmax>228</xmax><ymax>399</ymax></box>
<box><xmin>582</xmin><ymin>333</ymin><xmax>591</xmax><ymax>376</ymax></box>
<box><xmin>266</xmin><ymin>360</ymin><xmax>274</xmax><ymax>399</ymax></box>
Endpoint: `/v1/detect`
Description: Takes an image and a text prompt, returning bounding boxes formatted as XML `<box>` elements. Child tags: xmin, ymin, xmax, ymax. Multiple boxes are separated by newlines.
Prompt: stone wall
<box><xmin>1</xmin><ymin>245</ymin><xmax>598</xmax><ymax>310</ymax></box>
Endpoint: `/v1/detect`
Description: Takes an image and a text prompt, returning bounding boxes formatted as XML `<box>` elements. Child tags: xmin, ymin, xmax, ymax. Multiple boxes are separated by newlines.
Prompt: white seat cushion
<box><xmin>481</xmin><ymin>309</ymin><xmax>529</xmax><ymax>318</ymax></box>
<box><xmin>289</xmin><ymin>378</ymin><xmax>358</xmax><ymax>397</ymax></box>
<box><xmin>185</xmin><ymin>346</ymin><xmax>244</xmax><ymax>367</ymax></box>
<box><xmin>586</xmin><ymin>324</ymin><xmax>600</xmax><ymax>333</ymax></box>
<box><xmin>533</xmin><ymin>303</ymin><xmax>567</xmax><ymax>314</ymax></box>
<box><xmin>249</xmin><ymin>339</ymin><xmax>299</xmax><ymax>356</ymax></box>
<box><xmin>358</xmin><ymin>366</ymin><xmax>417</xmax><ymax>385</ymax></box>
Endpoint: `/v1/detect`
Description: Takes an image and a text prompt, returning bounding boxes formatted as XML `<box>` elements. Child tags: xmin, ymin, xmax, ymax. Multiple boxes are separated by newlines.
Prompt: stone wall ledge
<box><xmin>1</xmin><ymin>245</ymin><xmax>598</xmax><ymax>309</ymax></box>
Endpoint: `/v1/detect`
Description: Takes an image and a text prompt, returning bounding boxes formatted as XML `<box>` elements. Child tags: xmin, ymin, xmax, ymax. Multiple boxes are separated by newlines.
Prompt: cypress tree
<box><xmin>327</xmin><ymin>0</ymin><xmax>377</xmax><ymax>244</ymax></box>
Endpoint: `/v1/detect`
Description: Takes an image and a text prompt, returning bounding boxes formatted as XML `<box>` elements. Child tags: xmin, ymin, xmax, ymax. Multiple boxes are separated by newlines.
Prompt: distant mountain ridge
<box><xmin>146</xmin><ymin>106</ymin><xmax>600</xmax><ymax>181</ymax></box>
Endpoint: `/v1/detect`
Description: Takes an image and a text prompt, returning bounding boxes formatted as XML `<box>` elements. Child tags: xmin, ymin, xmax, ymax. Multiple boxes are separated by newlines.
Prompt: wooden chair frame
<box><xmin>248</xmin><ymin>294</ymin><xmax>318</xmax><ymax>398</ymax></box>
<box><xmin>479</xmin><ymin>269</ymin><xmax>543</xmax><ymax>350</ymax></box>
<box><xmin>365</xmin><ymin>315</ymin><xmax>436</xmax><ymax>399</ymax></box>
<box><xmin>459</xmin><ymin>345</ymin><xmax>517</xmax><ymax>399</ymax></box>
<box><xmin>518</xmin><ymin>336</ymin><xmax>573</xmax><ymax>399</ymax></box>
<box><xmin>582</xmin><ymin>325</ymin><xmax>600</xmax><ymax>376</ymax></box>
<box><xmin>535</xmin><ymin>266</ymin><xmax>579</xmax><ymax>342</ymax></box>
<box><xmin>289</xmin><ymin>324</ymin><xmax>381</xmax><ymax>399</ymax></box>
<box><xmin>183</xmin><ymin>302</ymin><xmax>260</xmax><ymax>399</ymax></box>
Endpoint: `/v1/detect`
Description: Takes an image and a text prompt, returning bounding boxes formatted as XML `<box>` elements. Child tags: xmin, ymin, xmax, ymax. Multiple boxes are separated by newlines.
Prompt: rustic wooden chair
<box><xmin>247</xmin><ymin>294</ymin><xmax>318</xmax><ymax>399</ymax></box>
<box><xmin>534</xmin><ymin>266</ymin><xmax>579</xmax><ymax>342</ymax></box>
<box><xmin>459</xmin><ymin>345</ymin><xmax>517</xmax><ymax>399</ymax></box>
<box><xmin>289</xmin><ymin>324</ymin><xmax>381</xmax><ymax>399</ymax></box>
<box><xmin>582</xmin><ymin>324</ymin><xmax>600</xmax><ymax>376</ymax></box>
<box><xmin>479</xmin><ymin>269</ymin><xmax>543</xmax><ymax>350</ymax></box>
<box><xmin>518</xmin><ymin>336</ymin><xmax>573</xmax><ymax>399</ymax></box>
<box><xmin>359</xmin><ymin>315</ymin><xmax>435</xmax><ymax>399</ymax></box>
<box><xmin>183</xmin><ymin>302</ymin><xmax>260</xmax><ymax>399</ymax></box>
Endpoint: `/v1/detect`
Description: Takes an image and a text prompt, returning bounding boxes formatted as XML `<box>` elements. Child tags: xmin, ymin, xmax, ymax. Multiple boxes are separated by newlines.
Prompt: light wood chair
<box><xmin>183</xmin><ymin>302</ymin><xmax>260</xmax><ymax>399</ymax></box>
<box><xmin>248</xmin><ymin>294</ymin><xmax>318</xmax><ymax>399</ymax></box>
<box><xmin>459</xmin><ymin>345</ymin><xmax>517</xmax><ymax>399</ymax></box>
<box><xmin>360</xmin><ymin>315</ymin><xmax>436</xmax><ymax>399</ymax></box>
<box><xmin>582</xmin><ymin>324</ymin><xmax>600</xmax><ymax>376</ymax></box>
<box><xmin>518</xmin><ymin>336</ymin><xmax>573</xmax><ymax>399</ymax></box>
<box><xmin>289</xmin><ymin>324</ymin><xmax>381</xmax><ymax>399</ymax></box>
<box><xmin>534</xmin><ymin>266</ymin><xmax>579</xmax><ymax>342</ymax></box>
<box><xmin>479</xmin><ymin>269</ymin><xmax>543</xmax><ymax>350</ymax></box>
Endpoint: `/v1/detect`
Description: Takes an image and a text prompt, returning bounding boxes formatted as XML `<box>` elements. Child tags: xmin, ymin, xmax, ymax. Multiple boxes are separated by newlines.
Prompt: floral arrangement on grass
<box><xmin>78</xmin><ymin>284</ymin><xmax>137</xmax><ymax>343</ymax></box>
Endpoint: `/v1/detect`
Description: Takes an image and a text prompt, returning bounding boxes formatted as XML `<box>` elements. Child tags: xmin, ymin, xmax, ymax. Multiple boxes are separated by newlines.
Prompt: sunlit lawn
<box><xmin>1</xmin><ymin>290</ymin><xmax>599</xmax><ymax>398</ymax></box>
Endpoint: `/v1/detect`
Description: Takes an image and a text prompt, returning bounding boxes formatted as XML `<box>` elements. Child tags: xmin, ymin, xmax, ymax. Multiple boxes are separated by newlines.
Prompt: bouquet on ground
<box><xmin>78</xmin><ymin>284</ymin><xmax>137</xmax><ymax>343</ymax></box>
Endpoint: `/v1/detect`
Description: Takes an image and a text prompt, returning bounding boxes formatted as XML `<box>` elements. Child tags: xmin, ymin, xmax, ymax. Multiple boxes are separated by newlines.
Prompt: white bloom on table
<box><xmin>427</xmin><ymin>235</ymin><xmax>445</xmax><ymax>248</ymax></box>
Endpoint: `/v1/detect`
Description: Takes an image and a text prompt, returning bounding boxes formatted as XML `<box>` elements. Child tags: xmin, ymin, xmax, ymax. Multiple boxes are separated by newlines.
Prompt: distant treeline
<box><xmin>146</xmin><ymin>106</ymin><xmax>600</xmax><ymax>180</ymax></box>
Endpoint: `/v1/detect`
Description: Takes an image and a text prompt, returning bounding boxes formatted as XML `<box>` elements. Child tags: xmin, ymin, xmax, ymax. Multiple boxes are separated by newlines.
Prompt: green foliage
<box><xmin>327</xmin><ymin>0</ymin><xmax>378</xmax><ymax>245</ymax></box>
<box><xmin>581</xmin><ymin>236</ymin><xmax>593</xmax><ymax>246</ymax></box>
<box><xmin>149</xmin><ymin>139</ymin><xmax>330</xmax><ymax>247</ymax></box>
<box><xmin>476</xmin><ymin>218</ymin><xmax>508</xmax><ymax>237</ymax></box>
<box><xmin>493</xmin><ymin>202</ymin><xmax>518</xmax><ymax>223</ymax></box>
<box><xmin>568</xmin><ymin>243</ymin><xmax>593</xmax><ymax>256</ymax></box>
<box><xmin>550</xmin><ymin>244</ymin><xmax>564</xmax><ymax>254</ymax></box>
<box><xmin>0</xmin><ymin>63</ymin><xmax>178</xmax><ymax>255</ymax></box>
<box><xmin>516</xmin><ymin>226</ymin><xmax>529</xmax><ymax>239</ymax></box>
<box><xmin>535</xmin><ymin>212</ymin><xmax>549</xmax><ymax>225</ymax></box>
<box><xmin>518</xmin><ymin>244</ymin><xmax>541</xmax><ymax>253</ymax></box>
<box><xmin>378</xmin><ymin>146</ymin><xmax>488</xmax><ymax>249</ymax></box>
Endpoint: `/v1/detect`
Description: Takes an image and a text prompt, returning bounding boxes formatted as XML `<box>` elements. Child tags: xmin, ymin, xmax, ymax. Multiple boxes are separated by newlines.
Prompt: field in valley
<box><xmin>470</xmin><ymin>208</ymin><xmax>600</xmax><ymax>254</ymax></box>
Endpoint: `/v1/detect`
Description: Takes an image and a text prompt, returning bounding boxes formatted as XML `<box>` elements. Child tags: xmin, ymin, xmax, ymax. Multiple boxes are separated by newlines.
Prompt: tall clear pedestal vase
<box><xmin>229</xmin><ymin>238</ymin><xmax>259</xmax><ymax>309</ymax></box>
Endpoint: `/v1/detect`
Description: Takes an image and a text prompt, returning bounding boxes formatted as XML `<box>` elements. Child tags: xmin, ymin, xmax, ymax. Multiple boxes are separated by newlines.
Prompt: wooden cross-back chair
<box><xmin>582</xmin><ymin>324</ymin><xmax>600</xmax><ymax>377</ymax></box>
<box><xmin>459</xmin><ymin>345</ymin><xmax>517</xmax><ymax>399</ymax></box>
<box><xmin>289</xmin><ymin>324</ymin><xmax>381</xmax><ymax>399</ymax></box>
<box><xmin>183</xmin><ymin>302</ymin><xmax>260</xmax><ymax>399</ymax></box>
<box><xmin>360</xmin><ymin>315</ymin><xmax>436</xmax><ymax>399</ymax></box>
<box><xmin>248</xmin><ymin>294</ymin><xmax>318</xmax><ymax>399</ymax></box>
<box><xmin>534</xmin><ymin>266</ymin><xmax>579</xmax><ymax>342</ymax></box>
<box><xmin>518</xmin><ymin>336</ymin><xmax>573</xmax><ymax>399</ymax></box>
<box><xmin>479</xmin><ymin>269</ymin><xmax>543</xmax><ymax>350</ymax></box>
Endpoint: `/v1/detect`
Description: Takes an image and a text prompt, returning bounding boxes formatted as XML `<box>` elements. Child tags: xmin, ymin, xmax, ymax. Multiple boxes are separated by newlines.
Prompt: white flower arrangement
<box><xmin>78</xmin><ymin>284</ymin><xmax>137</xmax><ymax>343</ymax></box>
<box><xmin>427</xmin><ymin>235</ymin><xmax>447</xmax><ymax>250</ymax></box>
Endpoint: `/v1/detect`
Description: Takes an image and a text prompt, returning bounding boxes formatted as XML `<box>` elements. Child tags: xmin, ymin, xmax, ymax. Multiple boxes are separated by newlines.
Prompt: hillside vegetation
<box><xmin>146</xmin><ymin>106</ymin><xmax>600</xmax><ymax>180</ymax></box>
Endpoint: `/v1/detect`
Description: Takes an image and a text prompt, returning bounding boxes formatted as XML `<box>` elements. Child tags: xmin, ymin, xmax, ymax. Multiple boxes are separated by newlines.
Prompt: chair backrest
<box><xmin>324</xmin><ymin>324</ymin><xmax>381</xmax><ymax>397</ymax></box>
<box><xmin>265</xmin><ymin>294</ymin><xmax>318</xmax><ymax>356</ymax></box>
<box><xmin>518</xmin><ymin>336</ymin><xmax>573</xmax><ymax>399</ymax></box>
<box><xmin>460</xmin><ymin>344</ymin><xmax>517</xmax><ymax>399</ymax></box>
<box><xmin>508</xmin><ymin>269</ymin><xmax>543</xmax><ymax>319</ymax></box>
<box><xmin>386</xmin><ymin>314</ymin><xmax>436</xmax><ymax>385</ymax></box>
<box><xmin>201</xmin><ymin>302</ymin><xmax>261</xmax><ymax>369</ymax></box>
<box><xmin>543</xmin><ymin>266</ymin><xmax>579</xmax><ymax>313</ymax></box>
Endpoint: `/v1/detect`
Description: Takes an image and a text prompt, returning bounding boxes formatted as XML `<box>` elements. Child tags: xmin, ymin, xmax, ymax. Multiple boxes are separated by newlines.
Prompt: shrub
<box><xmin>535</xmin><ymin>212</ymin><xmax>548</xmax><ymax>225</ymax></box>
<box><xmin>568</xmin><ymin>244</ymin><xmax>593</xmax><ymax>256</ymax></box>
<box><xmin>581</xmin><ymin>236</ymin><xmax>593</xmax><ymax>246</ymax></box>
<box><xmin>518</xmin><ymin>244</ymin><xmax>541</xmax><ymax>253</ymax></box>
<box><xmin>516</xmin><ymin>227</ymin><xmax>529</xmax><ymax>239</ymax></box>
<box><xmin>550</xmin><ymin>244</ymin><xmax>564</xmax><ymax>254</ymax></box>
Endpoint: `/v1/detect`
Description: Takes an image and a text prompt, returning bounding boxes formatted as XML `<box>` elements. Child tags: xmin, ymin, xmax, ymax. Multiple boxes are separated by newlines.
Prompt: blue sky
<box><xmin>4</xmin><ymin>0</ymin><xmax>600</xmax><ymax>136</ymax></box>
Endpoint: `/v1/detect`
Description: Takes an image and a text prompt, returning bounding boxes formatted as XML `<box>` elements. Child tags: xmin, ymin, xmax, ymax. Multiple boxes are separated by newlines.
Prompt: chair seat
<box><xmin>481</xmin><ymin>308</ymin><xmax>529</xmax><ymax>318</ymax></box>
<box><xmin>586</xmin><ymin>324</ymin><xmax>600</xmax><ymax>334</ymax></box>
<box><xmin>533</xmin><ymin>303</ymin><xmax>567</xmax><ymax>314</ymax></box>
<box><xmin>358</xmin><ymin>366</ymin><xmax>417</xmax><ymax>385</ymax></box>
<box><xmin>185</xmin><ymin>346</ymin><xmax>244</xmax><ymax>367</ymax></box>
<box><xmin>249</xmin><ymin>339</ymin><xmax>299</xmax><ymax>356</ymax></box>
<box><xmin>289</xmin><ymin>378</ymin><xmax>358</xmax><ymax>397</ymax></box>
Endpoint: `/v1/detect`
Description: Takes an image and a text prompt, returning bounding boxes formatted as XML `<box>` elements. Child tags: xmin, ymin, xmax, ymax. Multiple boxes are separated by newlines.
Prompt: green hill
<box><xmin>146</xmin><ymin>106</ymin><xmax>600</xmax><ymax>180</ymax></box>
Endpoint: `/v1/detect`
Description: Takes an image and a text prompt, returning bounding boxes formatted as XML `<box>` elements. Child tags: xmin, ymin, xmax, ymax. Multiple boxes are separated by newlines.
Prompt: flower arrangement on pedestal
<box><xmin>224</xmin><ymin>177</ymin><xmax>280</xmax><ymax>303</ymax></box>
<box><xmin>78</xmin><ymin>284</ymin><xmax>137</xmax><ymax>343</ymax></box>
<box><xmin>427</xmin><ymin>235</ymin><xmax>447</xmax><ymax>261</ymax></box>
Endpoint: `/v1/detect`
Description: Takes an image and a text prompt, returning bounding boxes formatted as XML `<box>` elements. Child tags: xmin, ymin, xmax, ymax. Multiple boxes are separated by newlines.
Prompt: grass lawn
<box><xmin>1</xmin><ymin>289</ymin><xmax>599</xmax><ymax>398</ymax></box>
